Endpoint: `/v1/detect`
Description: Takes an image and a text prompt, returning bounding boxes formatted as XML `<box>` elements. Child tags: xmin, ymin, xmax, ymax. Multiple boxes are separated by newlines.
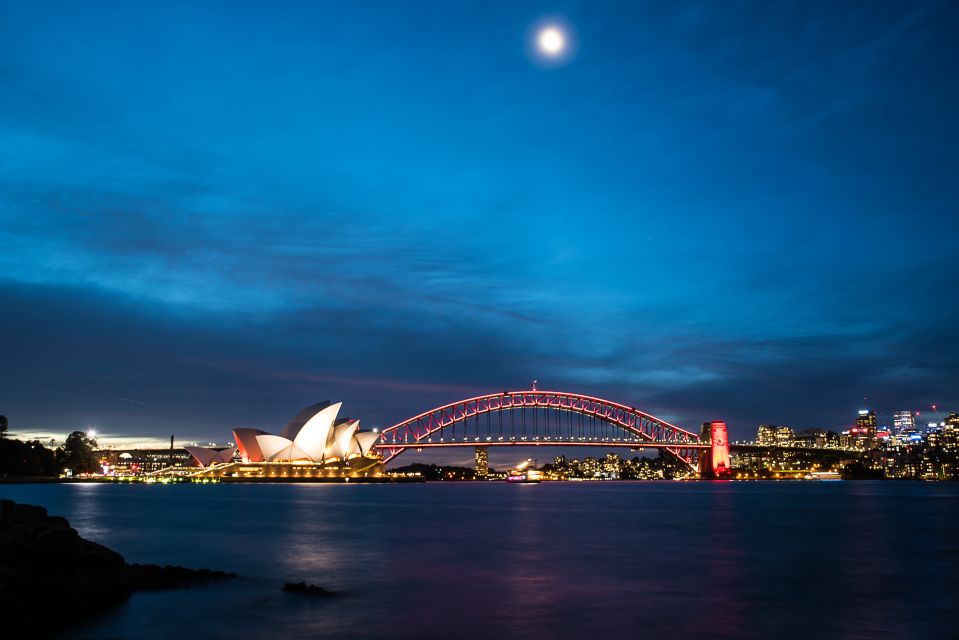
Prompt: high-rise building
<box><xmin>755</xmin><ymin>424</ymin><xmax>793</xmax><ymax>446</ymax></box>
<box><xmin>850</xmin><ymin>410</ymin><xmax>877</xmax><ymax>450</ymax></box>
<box><xmin>756</xmin><ymin>425</ymin><xmax>777</xmax><ymax>445</ymax></box>
<box><xmin>474</xmin><ymin>446</ymin><xmax>489</xmax><ymax>477</ymax></box>
<box><xmin>942</xmin><ymin>413</ymin><xmax>959</xmax><ymax>454</ymax></box>
<box><xmin>893</xmin><ymin>411</ymin><xmax>916</xmax><ymax>434</ymax></box>
<box><xmin>775</xmin><ymin>426</ymin><xmax>795</xmax><ymax>446</ymax></box>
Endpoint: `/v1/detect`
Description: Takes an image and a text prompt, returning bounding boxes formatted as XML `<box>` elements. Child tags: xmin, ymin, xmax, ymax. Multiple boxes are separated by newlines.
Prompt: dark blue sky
<box><xmin>2</xmin><ymin>1</ymin><xmax>957</xmax><ymax>460</ymax></box>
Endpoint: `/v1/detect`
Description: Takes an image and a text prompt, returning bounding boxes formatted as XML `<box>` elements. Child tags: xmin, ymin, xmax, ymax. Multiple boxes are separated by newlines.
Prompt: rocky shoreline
<box><xmin>0</xmin><ymin>499</ymin><xmax>235</xmax><ymax>633</ymax></box>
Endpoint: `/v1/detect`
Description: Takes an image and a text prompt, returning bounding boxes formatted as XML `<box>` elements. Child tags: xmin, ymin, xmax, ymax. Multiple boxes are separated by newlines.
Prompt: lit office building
<box><xmin>474</xmin><ymin>446</ymin><xmax>489</xmax><ymax>477</ymax></box>
<box><xmin>755</xmin><ymin>424</ymin><xmax>793</xmax><ymax>446</ymax></box>
<box><xmin>775</xmin><ymin>426</ymin><xmax>795</xmax><ymax>446</ymax></box>
<box><xmin>893</xmin><ymin>411</ymin><xmax>916</xmax><ymax>434</ymax></box>
<box><xmin>847</xmin><ymin>409</ymin><xmax>877</xmax><ymax>450</ymax></box>
<box><xmin>944</xmin><ymin>414</ymin><xmax>959</xmax><ymax>454</ymax></box>
<box><xmin>756</xmin><ymin>425</ymin><xmax>777</xmax><ymax>445</ymax></box>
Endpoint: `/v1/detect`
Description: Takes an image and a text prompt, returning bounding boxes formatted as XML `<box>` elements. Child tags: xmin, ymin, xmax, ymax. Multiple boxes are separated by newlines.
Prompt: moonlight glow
<box><xmin>537</xmin><ymin>25</ymin><xmax>566</xmax><ymax>56</ymax></box>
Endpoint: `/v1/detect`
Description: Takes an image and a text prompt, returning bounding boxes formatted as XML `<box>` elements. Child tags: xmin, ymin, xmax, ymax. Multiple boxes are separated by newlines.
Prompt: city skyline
<box><xmin>9</xmin><ymin>395</ymin><xmax>954</xmax><ymax>473</ymax></box>
<box><xmin>2</xmin><ymin>1</ymin><xmax>958</xmax><ymax>446</ymax></box>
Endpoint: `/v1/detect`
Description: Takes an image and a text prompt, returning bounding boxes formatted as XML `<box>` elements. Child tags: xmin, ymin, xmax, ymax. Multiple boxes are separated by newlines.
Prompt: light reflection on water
<box><xmin>3</xmin><ymin>482</ymin><xmax>957</xmax><ymax>640</ymax></box>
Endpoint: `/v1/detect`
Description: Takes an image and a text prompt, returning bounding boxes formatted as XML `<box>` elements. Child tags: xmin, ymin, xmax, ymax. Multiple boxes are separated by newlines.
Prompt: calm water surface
<box><xmin>4</xmin><ymin>481</ymin><xmax>958</xmax><ymax>640</ymax></box>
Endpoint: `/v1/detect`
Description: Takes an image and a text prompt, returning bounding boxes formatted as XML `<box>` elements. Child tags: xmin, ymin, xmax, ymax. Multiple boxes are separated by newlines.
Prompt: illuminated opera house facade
<box><xmin>185</xmin><ymin>401</ymin><xmax>383</xmax><ymax>479</ymax></box>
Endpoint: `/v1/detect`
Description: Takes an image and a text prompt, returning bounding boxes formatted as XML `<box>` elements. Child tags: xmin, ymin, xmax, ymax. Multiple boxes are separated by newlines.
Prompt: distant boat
<box><xmin>507</xmin><ymin>472</ymin><xmax>541</xmax><ymax>484</ymax></box>
<box><xmin>803</xmin><ymin>471</ymin><xmax>842</xmax><ymax>481</ymax></box>
<box><xmin>507</xmin><ymin>459</ymin><xmax>541</xmax><ymax>483</ymax></box>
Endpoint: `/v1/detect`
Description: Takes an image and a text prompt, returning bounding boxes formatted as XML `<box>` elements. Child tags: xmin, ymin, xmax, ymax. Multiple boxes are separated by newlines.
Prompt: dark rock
<box><xmin>282</xmin><ymin>581</ymin><xmax>336</xmax><ymax>597</ymax></box>
<box><xmin>127</xmin><ymin>563</ymin><xmax>236</xmax><ymax>590</ymax></box>
<box><xmin>0</xmin><ymin>499</ymin><xmax>47</xmax><ymax>528</ymax></box>
<box><xmin>0</xmin><ymin>500</ymin><xmax>236</xmax><ymax>633</ymax></box>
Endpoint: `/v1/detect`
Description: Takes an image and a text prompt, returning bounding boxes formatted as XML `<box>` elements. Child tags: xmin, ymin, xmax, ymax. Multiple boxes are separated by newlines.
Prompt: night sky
<box><xmin>2</xmin><ymin>1</ymin><xmax>957</xmax><ymax>461</ymax></box>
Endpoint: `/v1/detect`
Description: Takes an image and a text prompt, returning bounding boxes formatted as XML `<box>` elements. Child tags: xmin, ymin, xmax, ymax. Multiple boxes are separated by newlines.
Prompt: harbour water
<box><xmin>4</xmin><ymin>481</ymin><xmax>958</xmax><ymax>640</ymax></box>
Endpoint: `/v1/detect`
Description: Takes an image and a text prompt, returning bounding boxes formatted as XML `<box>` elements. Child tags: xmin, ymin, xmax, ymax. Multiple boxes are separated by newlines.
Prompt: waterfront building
<box><xmin>98</xmin><ymin>448</ymin><xmax>194</xmax><ymax>475</ymax></box>
<box><xmin>602</xmin><ymin>453</ymin><xmax>621</xmax><ymax>479</ymax></box>
<box><xmin>756</xmin><ymin>424</ymin><xmax>776</xmax><ymax>445</ymax></box>
<box><xmin>730</xmin><ymin>448</ymin><xmax>763</xmax><ymax>472</ymax></box>
<box><xmin>580</xmin><ymin>457</ymin><xmax>600</xmax><ymax>477</ymax></box>
<box><xmin>775</xmin><ymin>426</ymin><xmax>795</xmax><ymax>446</ymax></box>
<box><xmin>474</xmin><ymin>446</ymin><xmax>489</xmax><ymax>477</ymax></box>
<box><xmin>219</xmin><ymin>401</ymin><xmax>379</xmax><ymax>465</ymax></box>
<box><xmin>177</xmin><ymin>402</ymin><xmax>383</xmax><ymax>479</ymax></box>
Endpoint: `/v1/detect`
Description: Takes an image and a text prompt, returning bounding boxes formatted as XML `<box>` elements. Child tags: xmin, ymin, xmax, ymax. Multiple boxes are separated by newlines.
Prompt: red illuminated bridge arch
<box><xmin>374</xmin><ymin>390</ymin><xmax>709</xmax><ymax>470</ymax></box>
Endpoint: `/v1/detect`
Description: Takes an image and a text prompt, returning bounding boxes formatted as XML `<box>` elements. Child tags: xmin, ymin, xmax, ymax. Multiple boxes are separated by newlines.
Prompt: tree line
<box><xmin>0</xmin><ymin>416</ymin><xmax>102</xmax><ymax>478</ymax></box>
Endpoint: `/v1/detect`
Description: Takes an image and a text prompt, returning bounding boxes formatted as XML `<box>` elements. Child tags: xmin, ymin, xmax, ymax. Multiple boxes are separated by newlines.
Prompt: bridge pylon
<box><xmin>698</xmin><ymin>420</ymin><xmax>732</xmax><ymax>479</ymax></box>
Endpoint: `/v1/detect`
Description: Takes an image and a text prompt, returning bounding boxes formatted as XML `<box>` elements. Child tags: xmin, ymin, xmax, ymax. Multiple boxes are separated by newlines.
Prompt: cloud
<box><xmin>3</xmin><ymin>270</ymin><xmax>956</xmax><ymax>446</ymax></box>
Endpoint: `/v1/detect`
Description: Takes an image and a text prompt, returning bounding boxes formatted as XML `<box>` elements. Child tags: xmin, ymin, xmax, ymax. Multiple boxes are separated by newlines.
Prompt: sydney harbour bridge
<box><xmin>373</xmin><ymin>388</ymin><xmax>733</xmax><ymax>478</ymax></box>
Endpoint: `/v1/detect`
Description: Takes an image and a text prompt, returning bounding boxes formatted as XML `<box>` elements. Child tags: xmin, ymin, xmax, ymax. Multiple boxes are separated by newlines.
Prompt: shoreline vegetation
<box><xmin>0</xmin><ymin>499</ymin><xmax>236</xmax><ymax>633</ymax></box>
<box><xmin>1</xmin><ymin>428</ymin><xmax>100</xmax><ymax>479</ymax></box>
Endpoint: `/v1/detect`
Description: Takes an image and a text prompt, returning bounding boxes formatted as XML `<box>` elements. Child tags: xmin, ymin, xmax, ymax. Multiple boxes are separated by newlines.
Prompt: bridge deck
<box><xmin>375</xmin><ymin>439</ymin><xmax>709</xmax><ymax>449</ymax></box>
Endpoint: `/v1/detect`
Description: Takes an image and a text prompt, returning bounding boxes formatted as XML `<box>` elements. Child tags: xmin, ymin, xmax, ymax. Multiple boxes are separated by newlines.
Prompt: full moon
<box><xmin>537</xmin><ymin>25</ymin><xmax>566</xmax><ymax>56</ymax></box>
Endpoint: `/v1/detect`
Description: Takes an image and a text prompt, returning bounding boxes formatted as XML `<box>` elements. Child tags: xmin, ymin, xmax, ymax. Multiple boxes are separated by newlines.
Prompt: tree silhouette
<box><xmin>57</xmin><ymin>431</ymin><xmax>101</xmax><ymax>474</ymax></box>
<box><xmin>0</xmin><ymin>415</ymin><xmax>7</xmax><ymax>438</ymax></box>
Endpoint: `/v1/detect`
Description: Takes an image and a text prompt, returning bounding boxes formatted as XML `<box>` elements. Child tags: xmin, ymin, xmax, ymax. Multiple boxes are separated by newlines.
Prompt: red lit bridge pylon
<box><xmin>374</xmin><ymin>390</ymin><xmax>729</xmax><ymax>474</ymax></box>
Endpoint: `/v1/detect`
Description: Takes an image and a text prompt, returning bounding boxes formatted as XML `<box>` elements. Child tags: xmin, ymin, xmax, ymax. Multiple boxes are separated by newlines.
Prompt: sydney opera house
<box><xmin>184</xmin><ymin>401</ymin><xmax>383</xmax><ymax>479</ymax></box>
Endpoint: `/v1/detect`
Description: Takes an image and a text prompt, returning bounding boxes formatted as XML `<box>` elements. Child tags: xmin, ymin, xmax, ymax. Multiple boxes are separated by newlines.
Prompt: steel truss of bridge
<box><xmin>375</xmin><ymin>390</ymin><xmax>704</xmax><ymax>468</ymax></box>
